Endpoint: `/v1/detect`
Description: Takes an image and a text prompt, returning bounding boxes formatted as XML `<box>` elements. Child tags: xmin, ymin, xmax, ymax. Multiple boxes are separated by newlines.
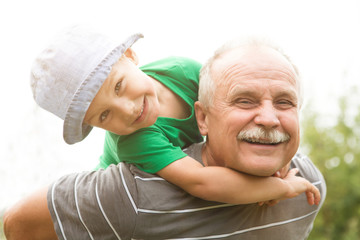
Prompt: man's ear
<box><xmin>194</xmin><ymin>101</ymin><xmax>209</xmax><ymax>136</ymax></box>
<box><xmin>124</xmin><ymin>48</ymin><xmax>139</xmax><ymax>65</ymax></box>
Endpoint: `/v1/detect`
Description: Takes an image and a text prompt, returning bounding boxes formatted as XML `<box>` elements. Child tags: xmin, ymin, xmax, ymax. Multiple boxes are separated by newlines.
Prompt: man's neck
<box><xmin>201</xmin><ymin>143</ymin><xmax>224</xmax><ymax>167</ymax></box>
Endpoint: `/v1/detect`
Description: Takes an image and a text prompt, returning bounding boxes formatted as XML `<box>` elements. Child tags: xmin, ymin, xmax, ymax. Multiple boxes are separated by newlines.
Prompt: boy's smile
<box><xmin>84</xmin><ymin>49</ymin><xmax>160</xmax><ymax>135</ymax></box>
<box><xmin>133</xmin><ymin>97</ymin><xmax>147</xmax><ymax>124</ymax></box>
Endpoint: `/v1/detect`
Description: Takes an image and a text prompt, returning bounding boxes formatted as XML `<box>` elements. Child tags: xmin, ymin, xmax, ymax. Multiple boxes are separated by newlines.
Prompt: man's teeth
<box><xmin>245</xmin><ymin>138</ymin><xmax>279</xmax><ymax>145</ymax></box>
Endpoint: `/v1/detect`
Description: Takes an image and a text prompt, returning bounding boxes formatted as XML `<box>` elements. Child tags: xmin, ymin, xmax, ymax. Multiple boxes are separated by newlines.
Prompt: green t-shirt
<box><xmin>96</xmin><ymin>57</ymin><xmax>203</xmax><ymax>173</ymax></box>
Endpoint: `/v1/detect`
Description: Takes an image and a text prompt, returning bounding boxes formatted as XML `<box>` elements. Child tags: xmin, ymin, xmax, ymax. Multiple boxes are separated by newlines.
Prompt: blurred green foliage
<box><xmin>0</xmin><ymin>218</ymin><xmax>4</xmax><ymax>240</ymax></box>
<box><xmin>303</xmin><ymin>88</ymin><xmax>360</xmax><ymax>240</ymax></box>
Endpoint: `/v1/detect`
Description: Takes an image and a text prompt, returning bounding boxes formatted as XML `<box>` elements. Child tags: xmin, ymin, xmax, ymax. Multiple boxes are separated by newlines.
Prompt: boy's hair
<box><xmin>31</xmin><ymin>25</ymin><xmax>143</xmax><ymax>144</ymax></box>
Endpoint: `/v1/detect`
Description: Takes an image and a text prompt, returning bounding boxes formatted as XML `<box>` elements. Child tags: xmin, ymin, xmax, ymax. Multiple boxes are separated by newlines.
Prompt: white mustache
<box><xmin>237</xmin><ymin>128</ymin><xmax>290</xmax><ymax>144</ymax></box>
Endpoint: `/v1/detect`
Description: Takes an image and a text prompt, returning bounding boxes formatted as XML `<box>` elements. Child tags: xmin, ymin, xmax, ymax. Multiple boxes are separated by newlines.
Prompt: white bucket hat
<box><xmin>31</xmin><ymin>26</ymin><xmax>143</xmax><ymax>144</ymax></box>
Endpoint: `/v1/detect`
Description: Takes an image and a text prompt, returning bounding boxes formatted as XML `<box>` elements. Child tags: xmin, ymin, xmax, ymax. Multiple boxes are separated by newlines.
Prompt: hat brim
<box><xmin>63</xmin><ymin>33</ymin><xmax>144</xmax><ymax>144</ymax></box>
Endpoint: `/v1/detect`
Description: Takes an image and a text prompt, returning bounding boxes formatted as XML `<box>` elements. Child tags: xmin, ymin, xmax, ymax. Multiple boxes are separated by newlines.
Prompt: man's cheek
<box><xmin>277</xmin><ymin>162</ymin><xmax>291</xmax><ymax>178</ymax></box>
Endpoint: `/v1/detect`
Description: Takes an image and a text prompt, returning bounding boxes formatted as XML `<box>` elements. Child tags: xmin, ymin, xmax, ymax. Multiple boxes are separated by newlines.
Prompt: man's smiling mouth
<box><xmin>243</xmin><ymin>138</ymin><xmax>281</xmax><ymax>145</ymax></box>
<box><xmin>237</xmin><ymin>127</ymin><xmax>290</xmax><ymax>145</ymax></box>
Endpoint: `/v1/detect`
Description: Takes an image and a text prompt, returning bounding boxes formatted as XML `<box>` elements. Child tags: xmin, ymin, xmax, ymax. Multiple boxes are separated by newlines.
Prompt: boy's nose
<box><xmin>112</xmin><ymin>98</ymin><xmax>135</xmax><ymax>119</ymax></box>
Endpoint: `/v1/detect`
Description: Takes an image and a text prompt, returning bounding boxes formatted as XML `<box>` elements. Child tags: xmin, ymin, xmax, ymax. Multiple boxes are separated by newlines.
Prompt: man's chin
<box><xmin>237</xmin><ymin>149</ymin><xmax>292</xmax><ymax>176</ymax></box>
<box><xmin>249</xmin><ymin>168</ymin><xmax>278</xmax><ymax>177</ymax></box>
<box><xmin>240</xmin><ymin>160</ymin><xmax>283</xmax><ymax>177</ymax></box>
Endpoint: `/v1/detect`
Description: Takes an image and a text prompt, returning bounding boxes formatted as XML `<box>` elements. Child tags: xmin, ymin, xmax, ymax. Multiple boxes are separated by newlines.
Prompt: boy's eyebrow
<box><xmin>84</xmin><ymin>110</ymin><xmax>96</xmax><ymax>126</ymax></box>
<box><xmin>84</xmin><ymin>103</ymin><xmax>105</xmax><ymax>126</ymax></box>
<box><xmin>106</xmin><ymin>69</ymin><xmax>120</xmax><ymax>93</ymax></box>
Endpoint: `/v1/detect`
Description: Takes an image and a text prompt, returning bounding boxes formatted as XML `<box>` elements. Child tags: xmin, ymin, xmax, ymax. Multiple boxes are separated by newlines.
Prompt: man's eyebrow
<box><xmin>274</xmin><ymin>88</ymin><xmax>298</xmax><ymax>100</ymax></box>
<box><xmin>226</xmin><ymin>85</ymin><xmax>258</xmax><ymax>98</ymax></box>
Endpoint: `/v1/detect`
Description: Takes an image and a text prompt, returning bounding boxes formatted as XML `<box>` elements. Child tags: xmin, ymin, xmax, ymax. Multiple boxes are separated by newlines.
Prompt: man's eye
<box><xmin>238</xmin><ymin>100</ymin><xmax>252</xmax><ymax>104</ymax></box>
<box><xmin>231</xmin><ymin>98</ymin><xmax>256</xmax><ymax>109</ymax></box>
<box><xmin>115</xmin><ymin>81</ymin><xmax>122</xmax><ymax>95</ymax></box>
<box><xmin>279</xmin><ymin>100</ymin><xmax>292</xmax><ymax>105</ymax></box>
<box><xmin>235</xmin><ymin>98</ymin><xmax>254</xmax><ymax>105</ymax></box>
<box><xmin>100</xmin><ymin>110</ymin><xmax>110</xmax><ymax>122</ymax></box>
<box><xmin>277</xmin><ymin>100</ymin><xmax>295</xmax><ymax>109</ymax></box>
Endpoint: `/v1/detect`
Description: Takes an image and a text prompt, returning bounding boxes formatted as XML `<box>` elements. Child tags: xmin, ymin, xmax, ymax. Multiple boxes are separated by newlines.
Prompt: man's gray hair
<box><xmin>199</xmin><ymin>37</ymin><xmax>303</xmax><ymax>109</ymax></box>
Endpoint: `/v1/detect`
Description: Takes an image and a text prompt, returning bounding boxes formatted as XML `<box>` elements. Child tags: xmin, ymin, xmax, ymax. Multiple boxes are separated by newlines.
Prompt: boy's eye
<box><xmin>115</xmin><ymin>81</ymin><xmax>122</xmax><ymax>95</ymax></box>
<box><xmin>100</xmin><ymin>110</ymin><xmax>110</xmax><ymax>122</ymax></box>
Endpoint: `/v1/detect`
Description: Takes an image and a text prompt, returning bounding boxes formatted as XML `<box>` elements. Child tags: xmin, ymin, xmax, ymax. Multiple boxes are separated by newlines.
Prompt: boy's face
<box><xmin>84</xmin><ymin>51</ymin><xmax>160</xmax><ymax>135</ymax></box>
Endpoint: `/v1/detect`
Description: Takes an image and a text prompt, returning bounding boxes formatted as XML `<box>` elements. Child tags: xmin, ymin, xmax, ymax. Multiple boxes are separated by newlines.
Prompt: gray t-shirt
<box><xmin>48</xmin><ymin>143</ymin><xmax>326</xmax><ymax>240</ymax></box>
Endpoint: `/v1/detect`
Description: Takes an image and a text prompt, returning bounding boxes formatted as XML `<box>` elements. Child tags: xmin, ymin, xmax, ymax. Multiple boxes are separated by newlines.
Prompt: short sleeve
<box><xmin>115</xmin><ymin>127</ymin><xmax>187</xmax><ymax>173</ymax></box>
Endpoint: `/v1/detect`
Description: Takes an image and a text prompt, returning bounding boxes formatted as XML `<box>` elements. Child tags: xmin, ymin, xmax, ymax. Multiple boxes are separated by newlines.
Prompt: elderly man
<box><xmin>4</xmin><ymin>38</ymin><xmax>326</xmax><ymax>240</ymax></box>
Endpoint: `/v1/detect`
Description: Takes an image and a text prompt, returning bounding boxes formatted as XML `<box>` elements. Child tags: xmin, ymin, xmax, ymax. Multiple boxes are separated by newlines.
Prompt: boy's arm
<box><xmin>3</xmin><ymin>187</ymin><xmax>57</xmax><ymax>240</ymax></box>
<box><xmin>157</xmin><ymin>156</ymin><xmax>320</xmax><ymax>205</ymax></box>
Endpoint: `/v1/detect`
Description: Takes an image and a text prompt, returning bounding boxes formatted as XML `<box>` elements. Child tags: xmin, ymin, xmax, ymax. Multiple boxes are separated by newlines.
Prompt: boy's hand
<box><xmin>283</xmin><ymin>168</ymin><xmax>321</xmax><ymax>205</ymax></box>
<box><xmin>259</xmin><ymin>168</ymin><xmax>321</xmax><ymax>206</ymax></box>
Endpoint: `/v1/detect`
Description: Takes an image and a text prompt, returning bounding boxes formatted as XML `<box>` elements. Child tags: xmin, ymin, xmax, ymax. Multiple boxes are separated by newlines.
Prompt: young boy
<box><xmin>31</xmin><ymin>25</ymin><xmax>320</xmax><ymax>205</ymax></box>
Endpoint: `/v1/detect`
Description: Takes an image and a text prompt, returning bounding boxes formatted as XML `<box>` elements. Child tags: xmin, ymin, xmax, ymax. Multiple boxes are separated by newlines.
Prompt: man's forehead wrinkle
<box><xmin>219</xmin><ymin>63</ymin><xmax>247</xmax><ymax>86</ymax></box>
<box><xmin>255</xmin><ymin>68</ymin><xmax>297</xmax><ymax>85</ymax></box>
<box><xmin>223</xmin><ymin>77</ymin><xmax>298</xmax><ymax>102</ymax></box>
<box><xmin>219</xmin><ymin>62</ymin><xmax>297</xmax><ymax>87</ymax></box>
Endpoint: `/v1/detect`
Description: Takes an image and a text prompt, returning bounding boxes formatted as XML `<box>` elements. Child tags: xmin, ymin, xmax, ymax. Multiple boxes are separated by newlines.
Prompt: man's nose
<box><xmin>254</xmin><ymin>102</ymin><xmax>280</xmax><ymax>129</ymax></box>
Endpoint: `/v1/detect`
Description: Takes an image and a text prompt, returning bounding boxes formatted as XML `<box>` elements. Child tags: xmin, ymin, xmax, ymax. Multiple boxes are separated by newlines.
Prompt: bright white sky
<box><xmin>1</xmin><ymin>0</ymin><xmax>360</xmax><ymax>210</ymax></box>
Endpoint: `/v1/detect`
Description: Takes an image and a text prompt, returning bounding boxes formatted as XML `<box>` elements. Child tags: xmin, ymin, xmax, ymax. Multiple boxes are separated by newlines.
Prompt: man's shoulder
<box><xmin>291</xmin><ymin>152</ymin><xmax>327</xmax><ymax>205</ymax></box>
<box><xmin>291</xmin><ymin>153</ymin><xmax>322</xmax><ymax>181</ymax></box>
<box><xmin>183</xmin><ymin>142</ymin><xmax>205</xmax><ymax>165</ymax></box>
